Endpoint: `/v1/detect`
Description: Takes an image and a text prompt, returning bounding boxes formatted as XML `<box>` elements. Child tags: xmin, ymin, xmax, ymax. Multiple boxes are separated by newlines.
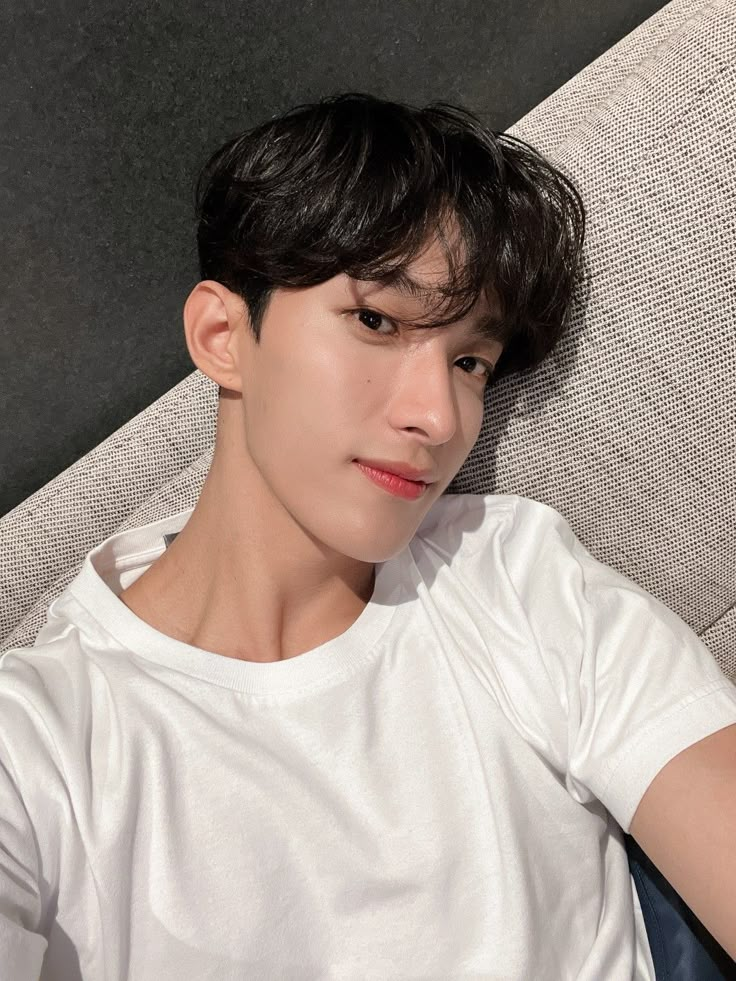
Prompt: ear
<box><xmin>182</xmin><ymin>280</ymin><xmax>247</xmax><ymax>394</ymax></box>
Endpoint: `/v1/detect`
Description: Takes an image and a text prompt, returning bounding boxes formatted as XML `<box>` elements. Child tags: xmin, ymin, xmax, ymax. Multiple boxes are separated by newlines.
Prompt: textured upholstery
<box><xmin>2</xmin><ymin>0</ymin><xmax>734</xmax><ymax>693</ymax></box>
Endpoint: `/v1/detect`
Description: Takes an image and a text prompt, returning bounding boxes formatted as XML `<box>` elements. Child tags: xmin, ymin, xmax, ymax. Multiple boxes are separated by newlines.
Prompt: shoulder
<box><xmin>417</xmin><ymin>490</ymin><xmax>558</xmax><ymax>536</ymax></box>
<box><xmin>417</xmin><ymin>491</ymin><xmax>581</xmax><ymax>573</ymax></box>
<box><xmin>416</xmin><ymin>491</ymin><xmax>663</xmax><ymax>649</ymax></box>
<box><xmin>0</xmin><ymin>626</ymin><xmax>102</xmax><ymax>773</ymax></box>
<box><xmin>414</xmin><ymin>492</ymin><xmax>590</xmax><ymax>636</ymax></box>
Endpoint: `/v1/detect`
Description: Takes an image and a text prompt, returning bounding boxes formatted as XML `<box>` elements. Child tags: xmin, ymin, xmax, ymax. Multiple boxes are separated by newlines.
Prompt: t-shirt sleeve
<box><xmin>0</xmin><ymin>656</ymin><xmax>53</xmax><ymax>980</ymax></box>
<box><xmin>0</xmin><ymin>747</ymin><xmax>48</xmax><ymax>978</ymax></box>
<box><xmin>508</xmin><ymin>497</ymin><xmax>736</xmax><ymax>835</ymax></box>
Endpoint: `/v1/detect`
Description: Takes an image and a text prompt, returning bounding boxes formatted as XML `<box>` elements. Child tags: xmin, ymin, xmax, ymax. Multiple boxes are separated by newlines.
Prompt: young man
<box><xmin>2</xmin><ymin>92</ymin><xmax>735</xmax><ymax>979</ymax></box>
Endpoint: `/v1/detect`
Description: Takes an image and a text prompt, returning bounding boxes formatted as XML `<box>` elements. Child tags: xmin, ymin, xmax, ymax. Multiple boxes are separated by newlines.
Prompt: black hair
<box><xmin>194</xmin><ymin>92</ymin><xmax>586</xmax><ymax>393</ymax></box>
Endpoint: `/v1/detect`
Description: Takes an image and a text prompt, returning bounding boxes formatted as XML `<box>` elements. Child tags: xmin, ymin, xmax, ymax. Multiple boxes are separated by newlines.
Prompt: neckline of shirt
<box><xmin>64</xmin><ymin>506</ymin><xmax>416</xmax><ymax>696</ymax></box>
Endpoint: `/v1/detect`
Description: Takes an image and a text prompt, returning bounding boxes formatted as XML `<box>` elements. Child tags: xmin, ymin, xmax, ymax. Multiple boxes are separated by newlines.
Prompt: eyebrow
<box><xmin>358</xmin><ymin>274</ymin><xmax>505</xmax><ymax>350</ymax></box>
<box><xmin>367</xmin><ymin>270</ymin><xmax>429</xmax><ymax>300</ymax></box>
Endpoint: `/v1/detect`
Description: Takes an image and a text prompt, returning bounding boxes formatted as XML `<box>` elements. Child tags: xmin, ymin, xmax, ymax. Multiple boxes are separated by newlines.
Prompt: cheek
<box><xmin>263</xmin><ymin>350</ymin><xmax>357</xmax><ymax>439</ymax></box>
<box><xmin>309</xmin><ymin>343</ymin><xmax>372</xmax><ymax>406</ymax></box>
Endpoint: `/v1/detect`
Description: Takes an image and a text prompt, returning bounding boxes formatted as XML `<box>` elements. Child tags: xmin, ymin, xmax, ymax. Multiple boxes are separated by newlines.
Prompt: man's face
<box><xmin>221</xmin><ymin>239</ymin><xmax>504</xmax><ymax>563</ymax></box>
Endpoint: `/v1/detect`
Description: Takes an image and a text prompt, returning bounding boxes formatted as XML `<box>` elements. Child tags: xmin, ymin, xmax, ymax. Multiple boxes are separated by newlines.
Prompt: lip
<box><xmin>354</xmin><ymin>461</ymin><xmax>430</xmax><ymax>500</ymax></box>
<box><xmin>354</xmin><ymin>458</ymin><xmax>437</xmax><ymax>483</ymax></box>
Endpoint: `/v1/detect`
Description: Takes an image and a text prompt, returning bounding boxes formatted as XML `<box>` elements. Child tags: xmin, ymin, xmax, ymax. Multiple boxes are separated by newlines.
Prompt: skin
<box><xmin>118</xmin><ymin>228</ymin><xmax>504</xmax><ymax>662</ymax></box>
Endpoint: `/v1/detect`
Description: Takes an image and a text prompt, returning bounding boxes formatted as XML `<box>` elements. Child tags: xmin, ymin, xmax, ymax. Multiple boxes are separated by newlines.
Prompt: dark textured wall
<box><xmin>0</xmin><ymin>0</ymin><xmax>669</xmax><ymax>519</ymax></box>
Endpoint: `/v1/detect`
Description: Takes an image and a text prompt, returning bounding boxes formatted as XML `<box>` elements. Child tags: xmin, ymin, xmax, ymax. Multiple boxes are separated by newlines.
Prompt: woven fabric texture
<box><xmin>2</xmin><ymin>0</ymin><xmax>734</xmax><ymax>685</ymax></box>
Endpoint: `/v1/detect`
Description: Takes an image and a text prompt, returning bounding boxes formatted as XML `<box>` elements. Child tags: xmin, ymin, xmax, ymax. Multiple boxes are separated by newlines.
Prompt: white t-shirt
<box><xmin>2</xmin><ymin>492</ymin><xmax>736</xmax><ymax>981</ymax></box>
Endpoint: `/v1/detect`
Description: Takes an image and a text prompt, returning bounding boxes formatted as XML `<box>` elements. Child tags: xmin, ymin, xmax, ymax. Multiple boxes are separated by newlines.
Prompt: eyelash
<box><xmin>348</xmin><ymin>308</ymin><xmax>495</xmax><ymax>381</ymax></box>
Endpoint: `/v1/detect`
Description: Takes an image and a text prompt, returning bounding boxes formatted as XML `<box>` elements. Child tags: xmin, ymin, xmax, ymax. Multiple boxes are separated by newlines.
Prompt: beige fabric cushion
<box><xmin>2</xmin><ymin>0</ymin><xmax>734</xmax><ymax>684</ymax></box>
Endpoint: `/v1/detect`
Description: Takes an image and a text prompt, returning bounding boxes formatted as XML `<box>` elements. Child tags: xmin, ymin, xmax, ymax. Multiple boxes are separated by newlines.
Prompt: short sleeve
<box><xmin>508</xmin><ymin>497</ymin><xmax>736</xmax><ymax>834</ymax></box>
<box><xmin>0</xmin><ymin>650</ymin><xmax>63</xmax><ymax>980</ymax></box>
<box><xmin>0</xmin><ymin>736</ymin><xmax>48</xmax><ymax>978</ymax></box>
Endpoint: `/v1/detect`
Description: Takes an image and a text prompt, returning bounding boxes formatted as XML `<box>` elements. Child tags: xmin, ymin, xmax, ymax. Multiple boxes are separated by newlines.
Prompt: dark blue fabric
<box><xmin>625</xmin><ymin>833</ymin><xmax>736</xmax><ymax>979</ymax></box>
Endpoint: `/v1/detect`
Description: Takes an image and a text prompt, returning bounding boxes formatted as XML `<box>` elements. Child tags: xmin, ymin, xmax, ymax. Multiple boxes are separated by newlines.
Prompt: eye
<box><xmin>353</xmin><ymin>308</ymin><xmax>394</xmax><ymax>334</ymax></box>
<box><xmin>349</xmin><ymin>308</ymin><xmax>495</xmax><ymax>383</ymax></box>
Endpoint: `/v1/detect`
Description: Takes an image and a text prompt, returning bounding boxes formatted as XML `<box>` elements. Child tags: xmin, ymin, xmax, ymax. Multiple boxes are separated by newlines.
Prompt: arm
<box><xmin>629</xmin><ymin>721</ymin><xmax>736</xmax><ymax>962</ymax></box>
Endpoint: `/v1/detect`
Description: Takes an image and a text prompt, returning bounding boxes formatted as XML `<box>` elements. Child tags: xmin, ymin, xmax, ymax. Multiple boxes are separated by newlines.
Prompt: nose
<box><xmin>392</xmin><ymin>353</ymin><xmax>465</xmax><ymax>444</ymax></box>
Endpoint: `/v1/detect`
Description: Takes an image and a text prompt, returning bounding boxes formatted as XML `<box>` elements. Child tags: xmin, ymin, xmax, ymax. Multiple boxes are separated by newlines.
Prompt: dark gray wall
<box><xmin>1</xmin><ymin>0</ymin><xmax>669</xmax><ymax>519</ymax></box>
